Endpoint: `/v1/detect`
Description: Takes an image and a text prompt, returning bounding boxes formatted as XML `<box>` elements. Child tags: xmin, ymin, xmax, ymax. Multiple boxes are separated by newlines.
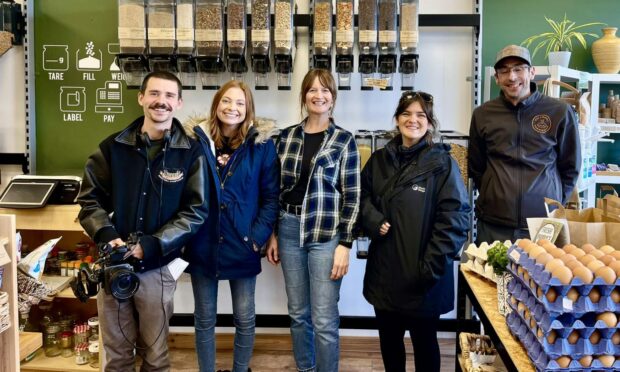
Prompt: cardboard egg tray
<box><xmin>507</xmin><ymin>245</ymin><xmax>620</xmax><ymax>314</ymax></box>
<box><xmin>508</xmin><ymin>290</ymin><xmax>620</xmax><ymax>358</ymax></box>
<box><xmin>507</xmin><ymin>309</ymin><xmax>620</xmax><ymax>371</ymax></box>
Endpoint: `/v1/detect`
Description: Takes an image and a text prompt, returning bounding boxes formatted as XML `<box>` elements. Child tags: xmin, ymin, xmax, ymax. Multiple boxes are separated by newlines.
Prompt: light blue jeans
<box><xmin>278</xmin><ymin>211</ymin><xmax>342</xmax><ymax>372</ymax></box>
<box><xmin>191</xmin><ymin>273</ymin><xmax>256</xmax><ymax>372</ymax></box>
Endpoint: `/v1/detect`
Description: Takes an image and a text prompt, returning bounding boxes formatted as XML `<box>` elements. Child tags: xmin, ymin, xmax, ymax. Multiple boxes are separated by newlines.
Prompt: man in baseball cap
<box><xmin>467</xmin><ymin>44</ymin><xmax>580</xmax><ymax>244</ymax></box>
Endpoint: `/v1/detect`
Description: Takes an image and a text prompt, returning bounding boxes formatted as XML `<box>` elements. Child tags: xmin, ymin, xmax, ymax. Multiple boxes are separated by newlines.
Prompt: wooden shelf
<box><xmin>0</xmin><ymin>205</ymin><xmax>83</xmax><ymax>232</ymax></box>
<box><xmin>19</xmin><ymin>332</ymin><xmax>42</xmax><ymax>361</ymax></box>
<box><xmin>21</xmin><ymin>348</ymin><xmax>98</xmax><ymax>371</ymax></box>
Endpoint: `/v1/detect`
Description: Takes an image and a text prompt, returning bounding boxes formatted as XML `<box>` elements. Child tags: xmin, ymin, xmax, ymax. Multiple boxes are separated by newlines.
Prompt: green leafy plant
<box><xmin>521</xmin><ymin>14</ymin><xmax>605</xmax><ymax>58</ymax></box>
<box><xmin>487</xmin><ymin>242</ymin><xmax>509</xmax><ymax>276</ymax></box>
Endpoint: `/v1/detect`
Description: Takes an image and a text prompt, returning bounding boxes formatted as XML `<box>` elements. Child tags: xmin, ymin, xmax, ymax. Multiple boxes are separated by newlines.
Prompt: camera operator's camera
<box><xmin>72</xmin><ymin>233</ymin><xmax>141</xmax><ymax>302</ymax></box>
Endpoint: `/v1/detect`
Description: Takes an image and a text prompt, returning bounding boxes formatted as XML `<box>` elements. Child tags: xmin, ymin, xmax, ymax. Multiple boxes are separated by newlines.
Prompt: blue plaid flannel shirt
<box><xmin>277</xmin><ymin>120</ymin><xmax>361</xmax><ymax>245</ymax></box>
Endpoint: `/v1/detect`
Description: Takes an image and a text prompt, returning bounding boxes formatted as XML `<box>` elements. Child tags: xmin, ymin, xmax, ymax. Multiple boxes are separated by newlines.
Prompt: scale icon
<box><xmin>43</xmin><ymin>45</ymin><xmax>69</xmax><ymax>71</ymax></box>
<box><xmin>95</xmin><ymin>81</ymin><xmax>124</xmax><ymax>113</ymax></box>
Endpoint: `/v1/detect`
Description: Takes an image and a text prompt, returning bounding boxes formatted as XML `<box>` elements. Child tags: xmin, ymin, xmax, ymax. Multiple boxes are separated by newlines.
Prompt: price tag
<box><xmin>509</xmin><ymin>249</ymin><xmax>521</xmax><ymax>262</ymax></box>
<box><xmin>562</xmin><ymin>297</ymin><xmax>573</xmax><ymax>311</ymax></box>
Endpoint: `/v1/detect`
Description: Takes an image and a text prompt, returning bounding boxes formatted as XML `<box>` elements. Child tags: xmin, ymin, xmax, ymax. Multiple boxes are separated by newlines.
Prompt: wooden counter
<box><xmin>459</xmin><ymin>265</ymin><xmax>535</xmax><ymax>372</ymax></box>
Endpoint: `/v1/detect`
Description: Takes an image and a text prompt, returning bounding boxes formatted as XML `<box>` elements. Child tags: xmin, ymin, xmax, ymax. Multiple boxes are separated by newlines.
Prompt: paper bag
<box><xmin>597</xmin><ymin>191</ymin><xmax>620</xmax><ymax>219</ymax></box>
<box><xmin>544</xmin><ymin>198</ymin><xmax>620</xmax><ymax>248</ymax></box>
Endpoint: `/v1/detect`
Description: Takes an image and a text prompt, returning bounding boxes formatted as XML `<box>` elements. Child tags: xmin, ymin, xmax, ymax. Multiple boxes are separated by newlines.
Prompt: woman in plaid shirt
<box><xmin>266</xmin><ymin>69</ymin><xmax>361</xmax><ymax>372</ymax></box>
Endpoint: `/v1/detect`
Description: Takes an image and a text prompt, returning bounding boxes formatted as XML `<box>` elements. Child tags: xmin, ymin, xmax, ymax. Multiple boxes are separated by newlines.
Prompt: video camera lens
<box><xmin>108</xmin><ymin>268</ymin><xmax>140</xmax><ymax>300</ymax></box>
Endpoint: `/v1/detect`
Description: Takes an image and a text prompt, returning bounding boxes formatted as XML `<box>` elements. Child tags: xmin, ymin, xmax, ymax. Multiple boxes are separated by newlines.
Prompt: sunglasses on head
<box><xmin>401</xmin><ymin>91</ymin><xmax>433</xmax><ymax>103</ymax></box>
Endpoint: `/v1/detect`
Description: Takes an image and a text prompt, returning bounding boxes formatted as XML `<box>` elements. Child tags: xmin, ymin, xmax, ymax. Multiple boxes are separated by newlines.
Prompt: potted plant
<box><xmin>521</xmin><ymin>14</ymin><xmax>605</xmax><ymax>67</ymax></box>
<box><xmin>486</xmin><ymin>241</ymin><xmax>512</xmax><ymax>316</ymax></box>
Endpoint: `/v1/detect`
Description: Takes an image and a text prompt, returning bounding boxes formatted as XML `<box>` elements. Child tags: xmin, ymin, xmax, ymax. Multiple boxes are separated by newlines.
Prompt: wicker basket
<box><xmin>0</xmin><ymin>31</ymin><xmax>13</xmax><ymax>57</ymax></box>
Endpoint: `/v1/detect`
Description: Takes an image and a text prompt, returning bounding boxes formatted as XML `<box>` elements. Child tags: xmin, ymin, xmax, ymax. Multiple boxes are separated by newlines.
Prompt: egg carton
<box><xmin>508</xmin><ymin>295</ymin><xmax>620</xmax><ymax>358</ymax></box>
<box><xmin>508</xmin><ymin>266</ymin><xmax>620</xmax><ymax>317</ymax></box>
<box><xmin>507</xmin><ymin>310</ymin><xmax>620</xmax><ymax>371</ymax></box>
<box><xmin>463</xmin><ymin>242</ymin><xmax>513</xmax><ymax>283</ymax></box>
<box><xmin>507</xmin><ymin>246</ymin><xmax>620</xmax><ymax>314</ymax></box>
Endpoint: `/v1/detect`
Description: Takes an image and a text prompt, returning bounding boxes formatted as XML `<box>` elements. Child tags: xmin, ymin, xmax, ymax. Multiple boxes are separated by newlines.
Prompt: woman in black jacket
<box><xmin>360</xmin><ymin>91</ymin><xmax>471</xmax><ymax>372</ymax></box>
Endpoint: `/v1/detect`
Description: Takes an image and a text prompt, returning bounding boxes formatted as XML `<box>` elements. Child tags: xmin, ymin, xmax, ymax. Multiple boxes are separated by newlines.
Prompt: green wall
<box><xmin>34</xmin><ymin>0</ymin><xmax>141</xmax><ymax>174</ymax></box>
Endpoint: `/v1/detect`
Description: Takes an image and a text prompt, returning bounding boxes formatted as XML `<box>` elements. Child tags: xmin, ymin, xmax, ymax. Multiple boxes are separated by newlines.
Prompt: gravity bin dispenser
<box><xmin>226</xmin><ymin>0</ymin><xmax>248</xmax><ymax>80</ymax></box>
<box><xmin>273</xmin><ymin>0</ymin><xmax>294</xmax><ymax>90</ymax></box>
<box><xmin>357</xmin><ymin>0</ymin><xmax>378</xmax><ymax>90</ymax></box>
<box><xmin>250</xmin><ymin>0</ymin><xmax>271</xmax><ymax>89</ymax></box>
<box><xmin>195</xmin><ymin>0</ymin><xmax>226</xmax><ymax>89</ymax></box>
<box><xmin>335</xmin><ymin>0</ymin><xmax>354</xmax><ymax>90</ymax></box>
<box><xmin>378</xmin><ymin>0</ymin><xmax>397</xmax><ymax>90</ymax></box>
<box><xmin>399</xmin><ymin>0</ymin><xmax>419</xmax><ymax>90</ymax></box>
<box><xmin>117</xmin><ymin>0</ymin><xmax>148</xmax><ymax>88</ymax></box>
<box><xmin>176</xmin><ymin>0</ymin><xmax>197</xmax><ymax>89</ymax></box>
<box><xmin>312</xmin><ymin>0</ymin><xmax>332</xmax><ymax>71</ymax></box>
<box><xmin>145</xmin><ymin>0</ymin><xmax>177</xmax><ymax>79</ymax></box>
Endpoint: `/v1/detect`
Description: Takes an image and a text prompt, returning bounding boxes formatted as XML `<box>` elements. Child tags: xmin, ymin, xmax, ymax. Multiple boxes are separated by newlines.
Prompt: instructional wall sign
<box><xmin>34</xmin><ymin>0</ymin><xmax>142</xmax><ymax>174</ymax></box>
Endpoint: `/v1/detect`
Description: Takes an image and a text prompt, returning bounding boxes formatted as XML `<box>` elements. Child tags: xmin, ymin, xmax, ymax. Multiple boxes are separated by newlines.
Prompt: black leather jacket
<box><xmin>78</xmin><ymin>117</ymin><xmax>210</xmax><ymax>272</ymax></box>
<box><xmin>360</xmin><ymin>137</ymin><xmax>470</xmax><ymax>315</ymax></box>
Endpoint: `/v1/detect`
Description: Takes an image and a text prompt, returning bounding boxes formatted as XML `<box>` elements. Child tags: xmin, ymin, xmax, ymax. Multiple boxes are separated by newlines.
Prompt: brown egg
<box><xmin>581</xmin><ymin>243</ymin><xmax>597</xmax><ymax>253</ymax></box>
<box><xmin>560</xmin><ymin>254</ymin><xmax>577</xmax><ymax>264</ymax></box>
<box><xmin>600</xmin><ymin>245</ymin><xmax>616</xmax><ymax>255</ymax></box>
<box><xmin>589</xmin><ymin>287</ymin><xmax>601</xmax><ymax>303</ymax></box>
<box><xmin>579</xmin><ymin>254</ymin><xmax>597</xmax><ymax>266</ymax></box>
<box><xmin>566</xmin><ymin>288</ymin><xmax>580</xmax><ymax>302</ymax></box>
<box><xmin>549</xmin><ymin>248</ymin><xmax>566</xmax><ymax>258</ymax></box>
<box><xmin>598</xmin><ymin>355</ymin><xmax>615</xmax><ymax>367</ymax></box>
<box><xmin>524</xmin><ymin>308</ymin><xmax>530</xmax><ymax>321</ymax></box>
<box><xmin>547</xmin><ymin>330</ymin><xmax>557</xmax><ymax>344</ymax></box>
<box><xmin>595</xmin><ymin>266</ymin><xmax>617</xmax><ymax>284</ymax></box>
<box><xmin>591</xmin><ymin>249</ymin><xmax>605</xmax><ymax>259</ymax></box>
<box><xmin>590</xmin><ymin>330</ymin><xmax>601</xmax><ymax>344</ymax></box>
<box><xmin>529</xmin><ymin>279</ymin><xmax>537</xmax><ymax>289</ymax></box>
<box><xmin>536</xmin><ymin>252</ymin><xmax>553</xmax><ymax>266</ymax></box>
<box><xmin>529</xmin><ymin>245</ymin><xmax>545</xmax><ymax>259</ymax></box>
<box><xmin>563</xmin><ymin>243</ymin><xmax>578</xmax><ymax>253</ymax></box>
<box><xmin>537</xmin><ymin>239</ymin><xmax>552</xmax><ymax>246</ymax></box>
<box><xmin>612</xmin><ymin>330</ymin><xmax>620</xmax><ymax>345</ymax></box>
<box><xmin>542</xmin><ymin>243</ymin><xmax>557</xmax><ymax>252</ymax></box>
<box><xmin>611</xmin><ymin>288</ymin><xmax>620</xmax><ymax>303</ymax></box>
<box><xmin>610</xmin><ymin>250</ymin><xmax>620</xmax><ymax>260</ymax></box>
<box><xmin>556</xmin><ymin>356</ymin><xmax>571</xmax><ymax>368</ymax></box>
<box><xmin>573</xmin><ymin>266</ymin><xmax>594</xmax><ymax>284</ymax></box>
<box><xmin>537</xmin><ymin>286</ymin><xmax>543</xmax><ymax>298</ymax></box>
<box><xmin>537</xmin><ymin>327</ymin><xmax>544</xmax><ymax>338</ymax></box>
<box><xmin>566</xmin><ymin>260</ymin><xmax>584</xmax><ymax>271</ymax></box>
<box><xmin>552</xmin><ymin>266</ymin><xmax>573</xmax><ymax>284</ymax></box>
<box><xmin>596</xmin><ymin>312</ymin><xmax>618</xmax><ymax>327</ymax></box>
<box><xmin>600</xmin><ymin>255</ymin><xmax>616</xmax><ymax>266</ymax></box>
<box><xmin>517</xmin><ymin>266</ymin><xmax>525</xmax><ymax>277</ymax></box>
<box><xmin>517</xmin><ymin>302</ymin><xmax>526</xmax><ymax>314</ymax></box>
<box><xmin>545</xmin><ymin>258</ymin><xmax>565</xmax><ymax>273</ymax></box>
<box><xmin>510</xmin><ymin>296</ymin><xmax>518</xmax><ymax>305</ymax></box>
<box><xmin>523</xmin><ymin>271</ymin><xmax>530</xmax><ymax>282</ymax></box>
<box><xmin>546</xmin><ymin>288</ymin><xmax>558</xmax><ymax>303</ymax></box>
<box><xmin>579</xmin><ymin>355</ymin><xmax>592</xmax><ymax>367</ymax></box>
<box><xmin>609</xmin><ymin>260</ymin><xmax>620</xmax><ymax>276</ymax></box>
<box><xmin>523</xmin><ymin>242</ymin><xmax>537</xmax><ymax>253</ymax></box>
<box><xmin>587</xmin><ymin>260</ymin><xmax>605</xmax><ymax>273</ymax></box>
<box><xmin>571</xmin><ymin>248</ymin><xmax>586</xmax><ymax>258</ymax></box>
<box><xmin>530</xmin><ymin>317</ymin><xmax>536</xmax><ymax>329</ymax></box>
<box><xmin>567</xmin><ymin>330</ymin><xmax>580</xmax><ymax>344</ymax></box>
<box><xmin>518</xmin><ymin>238</ymin><xmax>532</xmax><ymax>249</ymax></box>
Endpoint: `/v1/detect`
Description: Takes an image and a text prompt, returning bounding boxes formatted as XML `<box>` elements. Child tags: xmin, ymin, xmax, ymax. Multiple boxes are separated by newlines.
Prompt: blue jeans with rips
<box><xmin>191</xmin><ymin>273</ymin><xmax>256</xmax><ymax>372</ymax></box>
<box><xmin>277</xmin><ymin>211</ymin><xmax>342</xmax><ymax>372</ymax></box>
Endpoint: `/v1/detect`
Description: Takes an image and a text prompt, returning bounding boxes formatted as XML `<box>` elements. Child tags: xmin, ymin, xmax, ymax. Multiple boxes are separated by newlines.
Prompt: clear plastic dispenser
<box><xmin>358</xmin><ymin>0</ymin><xmax>378</xmax><ymax>90</ymax></box>
<box><xmin>335</xmin><ymin>0</ymin><xmax>354</xmax><ymax>90</ymax></box>
<box><xmin>251</xmin><ymin>0</ymin><xmax>271</xmax><ymax>89</ymax></box>
<box><xmin>195</xmin><ymin>0</ymin><xmax>226</xmax><ymax>89</ymax></box>
<box><xmin>226</xmin><ymin>0</ymin><xmax>248</xmax><ymax>80</ymax></box>
<box><xmin>274</xmin><ymin>0</ymin><xmax>294</xmax><ymax>90</ymax></box>
<box><xmin>399</xmin><ymin>0</ymin><xmax>419</xmax><ymax>90</ymax></box>
<box><xmin>312</xmin><ymin>0</ymin><xmax>333</xmax><ymax>70</ymax></box>
<box><xmin>377</xmin><ymin>0</ymin><xmax>397</xmax><ymax>90</ymax></box>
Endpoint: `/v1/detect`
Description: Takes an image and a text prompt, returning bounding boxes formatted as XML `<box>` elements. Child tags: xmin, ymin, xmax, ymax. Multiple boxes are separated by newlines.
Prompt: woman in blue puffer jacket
<box><xmin>184</xmin><ymin>80</ymin><xmax>280</xmax><ymax>372</ymax></box>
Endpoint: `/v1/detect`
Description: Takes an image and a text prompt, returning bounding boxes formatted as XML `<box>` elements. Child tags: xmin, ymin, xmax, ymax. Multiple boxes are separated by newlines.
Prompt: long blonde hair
<box><xmin>208</xmin><ymin>80</ymin><xmax>256</xmax><ymax>150</ymax></box>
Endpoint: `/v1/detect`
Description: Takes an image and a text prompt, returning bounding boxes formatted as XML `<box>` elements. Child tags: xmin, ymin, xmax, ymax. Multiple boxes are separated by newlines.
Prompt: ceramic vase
<box><xmin>548</xmin><ymin>51</ymin><xmax>571</xmax><ymax>67</ymax></box>
<box><xmin>592</xmin><ymin>27</ymin><xmax>620</xmax><ymax>74</ymax></box>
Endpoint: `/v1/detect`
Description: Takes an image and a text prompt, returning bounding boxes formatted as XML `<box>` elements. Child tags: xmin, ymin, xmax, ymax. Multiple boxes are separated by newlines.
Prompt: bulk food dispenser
<box><xmin>250</xmin><ymin>0</ymin><xmax>271</xmax><ymax>89</ymax></box>
<box><xmin>146</xmin><ymin>0</ymin><xmax>176</xmax><ymax>73</ymax></box>
<box><xmin>175</xmin><ymin>0</ymin><xmax>196</xmax><ymax>89</ymax></box>
<box><xmin>355</xmin><ymin>130</ymin><xmax>373</xmax><ymax>169</ymax></box>
<box><xmin>274</xmin><ymin>0</ymin><xmax>294</xmax><ymax>90</ymax></box>
<box><xmin>195</xmin><ymin>0</ymin><xmax>226</xmax><ymax>89</ymax></box>
<box><xmin>335</xmin><ymin>0</ymin><xmax>354</xmax><ymax>89</ymax></box>
<box><xmin>117</xmin><ymin>0</ymin><xmax>148</xmax><ymax>88</ymax></box>
<box><xmin>357</xmin><ymin>0</ymin><xmax>378</xmax><ymax>90</ymax></box>
<box><xmin>399</xmin><ymin>0</ymin><xmax>419</xmax><ymax>90</ymax></box>
<box><xmin>226</xmin><ymin>0</ymin><xmax>248</xmax><ymax>80</ymax></box>
<box><xmin>312</xmin><ymin>0</ymin><xmax>332</xmax><ymax>70</ymax></box>
<box><xmin>377</xmin><ymin>0</ymin><xmax>397</xmax><ymax>90</ymax></box>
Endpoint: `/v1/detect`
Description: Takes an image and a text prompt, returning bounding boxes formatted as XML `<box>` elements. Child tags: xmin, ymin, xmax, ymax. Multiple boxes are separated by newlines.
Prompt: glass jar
<box><xmin>44</xmin><ymin>324</ymin><xmax>62</xmax><ymax>357</ymax></box>
<box><xmin>74</xmin><ymin>343</ymin><xmax>89</xmax><ymax>365</ymax></box>
<box><xmin>88</xmin><ymin>341</ymin><xmax>100</xmax><ymax>368</ymax></box>
<box><xmin>73</xmin><ymin>323</ymin><xmax>90</xmax><ymax>346</ymax></box>
<box><xmin>118</xmin><ymin>0</ymin><xmax>147</xmax><ymax>54</ymax></box>
<box><xmin>60</xmin><ymin>331</ymin><xmax>74</xmax><ymax>358</ymax></box>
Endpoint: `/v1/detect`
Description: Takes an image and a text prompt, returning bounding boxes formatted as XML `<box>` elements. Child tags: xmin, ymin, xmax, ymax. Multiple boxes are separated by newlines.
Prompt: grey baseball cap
<box><xmin>494</xmin><ymin>45</ymin><xmax>532</xmax><ymax>68</ymax></box>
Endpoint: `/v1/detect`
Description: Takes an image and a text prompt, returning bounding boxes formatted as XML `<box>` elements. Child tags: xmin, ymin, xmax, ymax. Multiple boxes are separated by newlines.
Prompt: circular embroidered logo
<box><xmin>532</xmin><ymin>114</ymin><xmax>552</xmax><ymax>134</ymax></box>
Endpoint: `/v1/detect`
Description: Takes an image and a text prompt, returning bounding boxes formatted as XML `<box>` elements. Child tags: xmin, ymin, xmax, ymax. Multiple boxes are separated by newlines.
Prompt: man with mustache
<box><xmin>78</xmin><ymin>71</ymin><xmax>211</xmax><ymax>371</ymax></box>
<box><xmin>468</xmin><ymin>45</ymin><xmax>580</xmax><ymax>243</ymax></box>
